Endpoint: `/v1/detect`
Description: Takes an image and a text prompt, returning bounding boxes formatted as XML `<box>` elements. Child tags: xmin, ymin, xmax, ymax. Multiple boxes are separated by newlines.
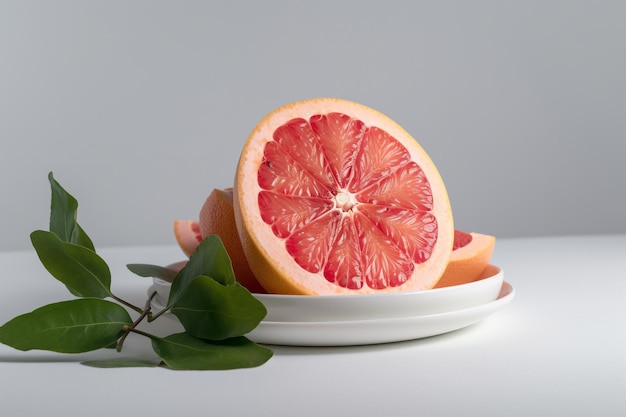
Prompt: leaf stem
<box><xmin>111</xmin><ymin>294</ymin><xmax>144</xmax><ymax>315</ymax></box>
<box><xmin>125</xmin><ymin>326</ymin><xmax>158</xmax><ymax>340</ymax></box>
<box><xmin>148</xmin><ymin>305</ymin><xmax>168</xmax><ymax>322</ymax></box>
<box><xmin>116</xmin><ymin>291</ymin><xmax>157</xmax><ymax>352</ymax></box>
<box><xmin>147</xmin><ymin>290</ymin><xmax>169</xmax><ymax>321</ymax></box>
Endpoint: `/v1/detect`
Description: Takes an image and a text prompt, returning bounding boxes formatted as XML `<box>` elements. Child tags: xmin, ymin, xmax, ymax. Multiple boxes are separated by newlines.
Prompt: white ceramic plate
<box><xmin>150</xmin><ymin>281</ymin><xmax>514</xmax><ymax>346</ymax></box>
<box><xmin>150</xmin><ymin>264</ymin><xmax>504</xmax><ymax>322</ymax></box>
<box><xmin>247</xmin><ymin>281</ymin><xmax>515</xmax><ymax>346</ymax></box>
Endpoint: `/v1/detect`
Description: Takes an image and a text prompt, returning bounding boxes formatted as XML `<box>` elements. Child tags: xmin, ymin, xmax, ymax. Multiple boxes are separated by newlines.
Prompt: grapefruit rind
<box><xmin>234</xmin><ymin>98</ymin><xmax>454</xmax><ymax>295</ymax></box>
<box><xmin>434</xmin><ymin>231</ymin><xmax>496</xmax><ymax>288</ymax></box>
<box><xmin>198</xmin><ymin>188</ymin><xmax>266</xmax><ymax>294</ymax></box>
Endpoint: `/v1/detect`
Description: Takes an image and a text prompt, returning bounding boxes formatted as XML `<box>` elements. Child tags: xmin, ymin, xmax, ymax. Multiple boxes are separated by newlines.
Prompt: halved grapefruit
<box><xmin>434</xmin><ymin>230</ymin><xmax>496</xmax><ymax>288</ymax></box>
<box><xmin>233</xmin><ymin>98</ymin><xmax>454</xmax><ymax>295</ymax></box>
<box><xmin>199</xmin><ymin>188</ymin><xmax>266</xmax><ymax>293</ymax></box>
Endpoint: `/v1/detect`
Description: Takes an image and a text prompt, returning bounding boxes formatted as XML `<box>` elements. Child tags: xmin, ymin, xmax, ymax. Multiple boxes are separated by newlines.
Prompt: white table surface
<box><xmin>1</xmin><ymin>235</ymin><xmax>625</xmax><ymax>416</ymax></box>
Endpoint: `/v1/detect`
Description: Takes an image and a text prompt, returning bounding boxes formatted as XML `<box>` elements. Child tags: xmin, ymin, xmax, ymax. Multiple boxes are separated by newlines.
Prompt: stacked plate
<box><xmin>148</xmin><ymin>265</ymin><xmax>514</xmax><ymax>346</ymax></box>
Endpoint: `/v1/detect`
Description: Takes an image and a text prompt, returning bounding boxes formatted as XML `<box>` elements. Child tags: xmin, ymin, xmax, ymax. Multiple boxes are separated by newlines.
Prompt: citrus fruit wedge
<box><xmin>434</xmin><ymin>230</ymin><xmax>496</xmax><ymax>288</ymax></box>
<box><xmin>199</xmin><ymin>188</ymin><xmax>266</xmax><ymax>293</ymax></box>
<box><xmin>234</xmin><ymin>98</ymin><xmax>454</xmax><ymax>295</ymax></box>
<box><xmin>173</xmin><ymin>219</ymin><xmax>203</xmax><ymax>257</ymax></box>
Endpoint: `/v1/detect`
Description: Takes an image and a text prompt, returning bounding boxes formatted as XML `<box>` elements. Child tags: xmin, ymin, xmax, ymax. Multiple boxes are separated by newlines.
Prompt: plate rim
<box><xmin>149</xmin><ymin>281</ymin><xmax>515</xmax><ymax>346</ymax></box>
<box><xmin>247</xmin><ymin>281</ymin><xmax>515</xmax><ymax>346</ymax></box>
<box><xmin>150</xmin><ymin>264</ymin><xmax>505</xmax><ymax>321</ymax></box>
<box><xmin>258</xmin><ymin>281</ymin><xmax>514</xmax><ymax>327</ymax></box>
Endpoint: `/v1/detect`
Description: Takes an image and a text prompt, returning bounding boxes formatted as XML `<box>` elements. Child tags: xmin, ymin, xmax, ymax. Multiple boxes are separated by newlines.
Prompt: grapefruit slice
<box><xmin>434</xmin><ymin>230</ymin><xmax>496</xmax><ymax>288</ymax></box>
<box><xmin>199</xmin><ymin>188</ymin><xmax>266</xmax><ymax>293</ymax></box>
<box><xmin>234</xmin><ymin>98</ymin><xmax>454</xmax><ymax>295</ymax></box>
<box><xmin>173</xmin><ymin>219</ymin><xmax>202</xmax><ymax>257</ymax></box>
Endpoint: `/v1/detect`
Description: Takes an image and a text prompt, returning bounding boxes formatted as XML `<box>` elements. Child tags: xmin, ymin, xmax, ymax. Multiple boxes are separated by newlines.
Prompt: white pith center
<box><xmin>334</xmin><ymin>190</ymin><xmax>358</xmax><ymax>212</ymax></box>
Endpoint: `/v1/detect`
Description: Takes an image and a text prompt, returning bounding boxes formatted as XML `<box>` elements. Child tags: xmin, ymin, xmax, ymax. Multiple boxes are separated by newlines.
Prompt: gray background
<box><xmin>1</xmin><ymin>0</ymin><xmax>624</xmax><ymax>252</ymax></box>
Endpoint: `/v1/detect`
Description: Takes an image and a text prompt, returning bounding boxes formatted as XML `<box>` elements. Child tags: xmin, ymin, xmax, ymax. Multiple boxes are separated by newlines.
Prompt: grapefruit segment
<box><xmin>350</xmin><ymin>126</ymin><xmax>411</xmax><ymax>191</ymax></box>
<box><xmin>258</xmin><ymin>140</ymin><xmax>334</xmax><ymax>198</ymax></box>
<box><xmin>173</xmin><ymin>220</ymin><xmax>202</xmax><ymax>257</ymax></box>
<box><xmin>434</xmin><ymin>230</ymin><xmax>496</xmax><ymax>288</ymax></box>
<box><xmin>258</xmin><ymin>192</ymin><xmax>334</xmax><ymax>239</ymax></box>
<box><xmin>324</xmin><ymin>215</ymin><xmax>363</xmax><ymax>289</ymax></box>
<box><xmin>234</xmin><ymin>98</ymin><xmax>454</xmax><ymax>295</ymax></box>
<box><xmin>358</xmin><ymin>204</ymin><xmax>437</xmax><ymax>264</ymax></box>
<box><xmin>310</xmin><ymin>112</ymin><xmax>364</xmax><ymax>188</ymax></box>
<box><xmin>198</xmin><ymin>188</ymin><xmax>266</xmax><ymax>294</ymax></box>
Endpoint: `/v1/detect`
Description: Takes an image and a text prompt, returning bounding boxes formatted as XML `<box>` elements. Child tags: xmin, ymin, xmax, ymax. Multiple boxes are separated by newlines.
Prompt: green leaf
<box><xmin>82</xmin><ymin>358</ymin><xmax>162</xmax><ymax>368</ymax></box>
<box><xmin>165</xmin><ymin>235</ymin><xmax>236</xmax><ymax>311</ymax></box>
<box><xmin>172</xmin><ymin>276</ymin><xmax>267</xmax><ymax>340</ymax></box>
<box><xmin>126</xmin><ymin>263</ymin><xmax>178</xmax><ymax>282</ymax></box>
<box><xmin>151</xmin><ymin>333</ymin><xmax>272</xmax><ymax>370</ymax></box>
<box><xmin>30</xmin><ymin>230</ymin><xmax>112</xmax><ymax>298</ymax></box>
<box><xmin>0</xmin><ymin>299</ymin><xmax>132</xmax><ymax>353</ymax></box>
<box><xmin>48</xmin><ymin>172</ymin><xmax>95</xmax><ymax>250</ymax></box>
